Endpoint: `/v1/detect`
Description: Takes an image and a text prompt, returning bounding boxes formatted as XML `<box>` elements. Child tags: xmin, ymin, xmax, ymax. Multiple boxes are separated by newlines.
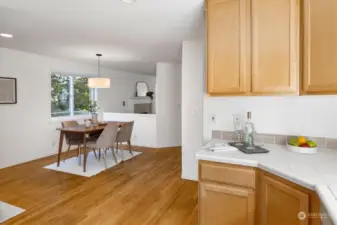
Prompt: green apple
<box><xmin>307</xmin><ymin>140</ymin><xmax>317</xmax><ymax>148</ymax></box>
<box><xmin>289</xmin><ymin>138</ymin><xmax>299</xmax><ymax>146</ymax></box>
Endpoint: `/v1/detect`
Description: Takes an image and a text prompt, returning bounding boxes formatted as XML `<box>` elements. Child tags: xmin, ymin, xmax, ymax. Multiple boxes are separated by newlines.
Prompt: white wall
<box><xmin>98</xmin><ymin>74</ymin><xmax>155</xmax><ymax>113</ymax></box>
<box><xmin>103</xmin><ymin>113</ymin><xmax>157</xmax><ymax>148</ymax></box>
<box><xmin>0</xmin><ymin>47</ymin><xmax>154</xmax><ymax>169</ymax></box>
<box><xmin>156</xmin><ymin>62</ymin><xmax>182</xmax><ymax>148</ymax></box>
<box><xmin>181</xmin><ymin>41</ymin><xmax>205</xmax><ymax>180</ymax></box>
<box><xmin>204</xmin><ymin>95</ymin><xmax>337</xmax><ymax>140</ymax></box>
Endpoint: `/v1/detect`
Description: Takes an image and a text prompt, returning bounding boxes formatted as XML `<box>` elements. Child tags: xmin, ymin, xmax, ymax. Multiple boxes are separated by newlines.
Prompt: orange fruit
<box><xmin>297</xmin><ymin>136</ymin><xmax>307</xmax><ymax>145</ymax></box>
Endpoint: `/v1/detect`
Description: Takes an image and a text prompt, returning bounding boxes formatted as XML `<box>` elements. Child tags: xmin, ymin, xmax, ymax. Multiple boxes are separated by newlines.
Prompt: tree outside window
<box><xmin>51</xmin><ymin>73</ymin><xmax>93</xmax><ymax>117</ymax></box>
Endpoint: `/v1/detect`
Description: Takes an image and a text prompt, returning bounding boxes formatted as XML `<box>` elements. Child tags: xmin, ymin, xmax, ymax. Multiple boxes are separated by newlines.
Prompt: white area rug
<box><xmin>44</xmin><ymin>149</ymin><xmax>141</xmax><ymax>177</ymax></box>
<box><xmin>0</xmin><ymin>201</ymin><xmax>25</xmax><ymax>223</ymax></box>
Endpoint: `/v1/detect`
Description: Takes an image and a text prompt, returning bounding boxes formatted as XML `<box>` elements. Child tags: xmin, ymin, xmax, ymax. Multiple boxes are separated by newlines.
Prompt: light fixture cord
<box><xmin>97</xmin><ymin>55</ymin><xmax>101</xmax><ymax>78</ymax></box>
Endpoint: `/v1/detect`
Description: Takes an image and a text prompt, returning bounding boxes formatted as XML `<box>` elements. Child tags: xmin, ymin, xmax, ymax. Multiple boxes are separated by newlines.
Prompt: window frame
<box><xmin>50</xmin><ymin>73</ymin><xmax>97</xmax><ymax>120</ymax></box>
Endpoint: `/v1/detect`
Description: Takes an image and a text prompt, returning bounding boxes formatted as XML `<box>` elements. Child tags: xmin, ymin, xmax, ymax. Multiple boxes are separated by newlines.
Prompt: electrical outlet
<box><xmin>233</xmin><ymin>113</ymin><xmax>243</xmax><ymax>130</ymax></box>
<box><xmin>212</xmin><ymin>115</ymin><xmax>216</xmax><ymax>124</ymax></box>
<box><xmin>233</xmin><ymin>114</ymin><xmax>241</xmax><ymax>123</ymax></box>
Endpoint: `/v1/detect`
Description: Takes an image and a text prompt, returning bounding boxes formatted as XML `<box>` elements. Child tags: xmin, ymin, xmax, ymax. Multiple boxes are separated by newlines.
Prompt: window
<box><xmin>51</xmin><ymin>73</ymin><xmax>95</xmax><ymax>117</ymax></box>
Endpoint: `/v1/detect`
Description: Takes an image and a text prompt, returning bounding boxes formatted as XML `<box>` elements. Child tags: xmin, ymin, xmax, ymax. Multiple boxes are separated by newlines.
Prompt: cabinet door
<box><xmin>260</xmin><ymin>175</ymin><xmax>309</xmax><ymax>225</ymax></box>
<box><xmin>303</xmin><ymin>0</ymin><xmax>337</xmax><ymax>94</ymax></box>
<box><xmin>207</xmin><ymin>0</ymin><xmax>250</xmax><ymax>95</ymax></box>
<box><xmin>251</xmin><ymin>0</ymin><xmax>299</xmax><ymax>94</ymax></box>
<box><xmin>199</xmin><ymin>182</ymin><xmax>255</xmax><ymax>225</ymax></box>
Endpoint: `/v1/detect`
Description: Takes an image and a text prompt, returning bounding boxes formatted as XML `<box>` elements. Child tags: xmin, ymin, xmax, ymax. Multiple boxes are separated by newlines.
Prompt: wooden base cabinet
<box><xmin>199</xmin><ymin>182</ymin><xmax>255</xmax><ymax>225</ymax></box>
<box><xmin>199</xmin><ymin>161</ymin><xmax>321</xmax><ymax>225</ymax></box>
<box><xmin>258</xmin><ymin>174</ymin><xmax>309</xmax><ymax>225</ymax></box>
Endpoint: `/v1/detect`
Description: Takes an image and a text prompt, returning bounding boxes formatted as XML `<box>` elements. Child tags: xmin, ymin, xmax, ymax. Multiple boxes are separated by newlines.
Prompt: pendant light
<box><xmin>88</xmin><ymin>54</ymin><xmax>110</xmax><ymax>88</ymax></box>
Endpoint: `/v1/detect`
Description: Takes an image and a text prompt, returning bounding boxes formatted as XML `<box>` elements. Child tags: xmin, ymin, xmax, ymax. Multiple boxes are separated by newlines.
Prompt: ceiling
<box><xmin>0</xmin><ymin>0</ymin><xmax>204</xmax><ymax>75</ymax></box>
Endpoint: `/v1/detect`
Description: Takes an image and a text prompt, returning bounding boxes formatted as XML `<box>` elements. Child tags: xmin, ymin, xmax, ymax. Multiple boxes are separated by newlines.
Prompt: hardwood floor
<box><xmin>0</xmin><ymin>147</ymin><xmax>198</xmax><ymax>225</ymax></box>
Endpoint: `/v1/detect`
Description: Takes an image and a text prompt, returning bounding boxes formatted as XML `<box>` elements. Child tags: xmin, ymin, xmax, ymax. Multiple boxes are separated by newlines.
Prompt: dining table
<box><xmin>56</xmin><ymin>122</ymin><xmax>124</xmax><ymax>172</ymax></box>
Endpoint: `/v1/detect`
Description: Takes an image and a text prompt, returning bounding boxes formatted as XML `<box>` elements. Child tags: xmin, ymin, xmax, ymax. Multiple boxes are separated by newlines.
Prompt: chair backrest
<box><xmin>61</xmin><ymin>120</ymin><xmax>82</xmax><ymax>144</ymax></box>
<box><xmin>116</xmin><ymin>121</ymin><xmax>134</xmax><ymax>142</ymax></box>
<box><xmin>96</xmin><ymin>123</ymin><xmax>119</xmax><ymax>149</ymax></box>
<box><xmin>61</xmin><ymin>120</ymin><xmax>79</xmax><ymax>128</ymax></box>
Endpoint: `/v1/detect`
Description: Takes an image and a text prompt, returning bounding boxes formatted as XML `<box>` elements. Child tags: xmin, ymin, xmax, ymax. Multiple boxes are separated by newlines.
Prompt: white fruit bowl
<box><xmin>286</xmin><ymin>144</ymin><xmax>318</xmax><ymax>154</ymax></box>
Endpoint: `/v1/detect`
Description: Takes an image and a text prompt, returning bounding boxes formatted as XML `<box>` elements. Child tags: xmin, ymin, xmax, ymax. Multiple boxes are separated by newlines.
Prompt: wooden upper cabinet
<box><xmin>207</xmin><ymin>0</ymin><xmax>250</xmax><ymax>95</ymax></box>
<box><xmin>259</xmin><ymin>175</ymin><xmax>309</xmax><ymax>225</ymax></box>
<box><xmin>303</xmin><ymin>0</ymin><xmax>337</xmax><ymax>94</ymax></box>
<box><xmin>199</xmin><ymin>182</ymin><xmax>255</xmax><ymax>225</ymax></box>
<box><xmin>251</xmin><ymin>0</ymin><xmax>300</xmax><ymax>94</ymax></box>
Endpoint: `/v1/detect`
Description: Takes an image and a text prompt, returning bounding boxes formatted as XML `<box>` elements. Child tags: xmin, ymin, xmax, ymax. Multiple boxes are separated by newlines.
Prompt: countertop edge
<box><xmin>316</xmin><ymin>185</ymin><xmax>337</xmax><ymax>225</ymax></box>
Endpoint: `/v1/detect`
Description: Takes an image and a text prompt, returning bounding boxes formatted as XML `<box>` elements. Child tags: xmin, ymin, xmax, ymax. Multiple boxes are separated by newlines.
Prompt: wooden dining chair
<box><xmin>61</xmin><ymin>120</ymin><xmax>84</xmax><ymax>163</ymax></box>
<box><xmin>115</xmin><ymin>121</ymin><xmax>134</xmax><ymax>155</ymax></box>
<box><xmin>86</xmin><ymin>123</ymin><xmax>119</xmax><ymax>169</ymax></box>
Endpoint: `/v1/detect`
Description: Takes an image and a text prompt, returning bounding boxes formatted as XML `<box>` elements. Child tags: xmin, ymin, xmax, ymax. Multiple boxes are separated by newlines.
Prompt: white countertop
<box><xmin>196</xmin><ymin>142</ymin><xmax>337</xmax><ymax>224</ymax></box>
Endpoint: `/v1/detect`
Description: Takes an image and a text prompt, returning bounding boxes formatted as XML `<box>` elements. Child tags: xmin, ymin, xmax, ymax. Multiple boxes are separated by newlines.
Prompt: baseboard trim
<box><xmin>118</xmin><ymin>144</ymin><xmax>181</xmax><ymax>153</ymax></box>
<box><xmin>1</xmin><ymin>145</ymin><xmax>182</xmax><ymax>170</ymax></box>
<box><xmin>157</xmin><ymin>146</ymin><xmax>182</xmax><ymax>150</ymax></box>
<box><xmin>118</xmin><ymin>144</ymin><xmax>156</xmax><ymax>153</ymax></box>
<box><xmin>1</xmin><ymin>148</ymin><xmax>79</xmax><ymax>170</ymax></box>
<box><xmin>181</xmin><ymin>172</ymin><xmax>198</xmax><ymax>181</ymax></box>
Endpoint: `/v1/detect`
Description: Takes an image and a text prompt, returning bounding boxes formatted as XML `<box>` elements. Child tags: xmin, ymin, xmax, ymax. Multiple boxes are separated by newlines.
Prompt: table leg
<box><xmin>83</xmin><ymin>132</ymin><xmax>88</xmax><ymax>173</ymax></box>
<box><xmin>57</xmin><ymin>131</ymin><xmax>65</xmax><ymax>167</ymax></box>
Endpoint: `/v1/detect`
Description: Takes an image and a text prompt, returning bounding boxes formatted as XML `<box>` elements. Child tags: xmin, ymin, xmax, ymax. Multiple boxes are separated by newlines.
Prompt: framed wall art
<box><xmin>0</xmin><ymin>77</ymin><xmax>17</xmax><ymax>104</ymax></box>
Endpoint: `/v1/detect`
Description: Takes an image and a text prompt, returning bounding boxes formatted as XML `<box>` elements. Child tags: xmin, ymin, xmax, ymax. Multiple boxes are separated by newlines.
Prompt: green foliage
<box><xmin>74</xmin><ymin>77</ymin><xmax>90</xmax><ymax>112</ymax></box>
<box><xmin>51</xmin><ymin>74</ymin><xmax>69</xmax><ymax>115</ymax></box>
<box><xmin>51</xmin><ymin>74</ymin><xmax>91</xmax><ymax>117</ymax></box>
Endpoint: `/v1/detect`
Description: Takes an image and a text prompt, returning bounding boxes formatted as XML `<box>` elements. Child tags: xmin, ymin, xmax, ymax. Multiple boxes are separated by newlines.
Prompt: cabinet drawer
<box><xmin>199</xmin><ymin>161</ymin><xmax>256</xmax><ymax>189</ymax></box>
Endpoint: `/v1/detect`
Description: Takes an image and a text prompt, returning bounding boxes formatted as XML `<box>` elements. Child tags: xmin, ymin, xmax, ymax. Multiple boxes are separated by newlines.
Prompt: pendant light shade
<box><xmin>88</xmin><ymin>77</ymin><xmax>110</xmax><ymax>88</ymax></box>
<box><xmin>88</xmin><ymin>54</ymin><xmax>110</xmax><ymax>88</ymax></box>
